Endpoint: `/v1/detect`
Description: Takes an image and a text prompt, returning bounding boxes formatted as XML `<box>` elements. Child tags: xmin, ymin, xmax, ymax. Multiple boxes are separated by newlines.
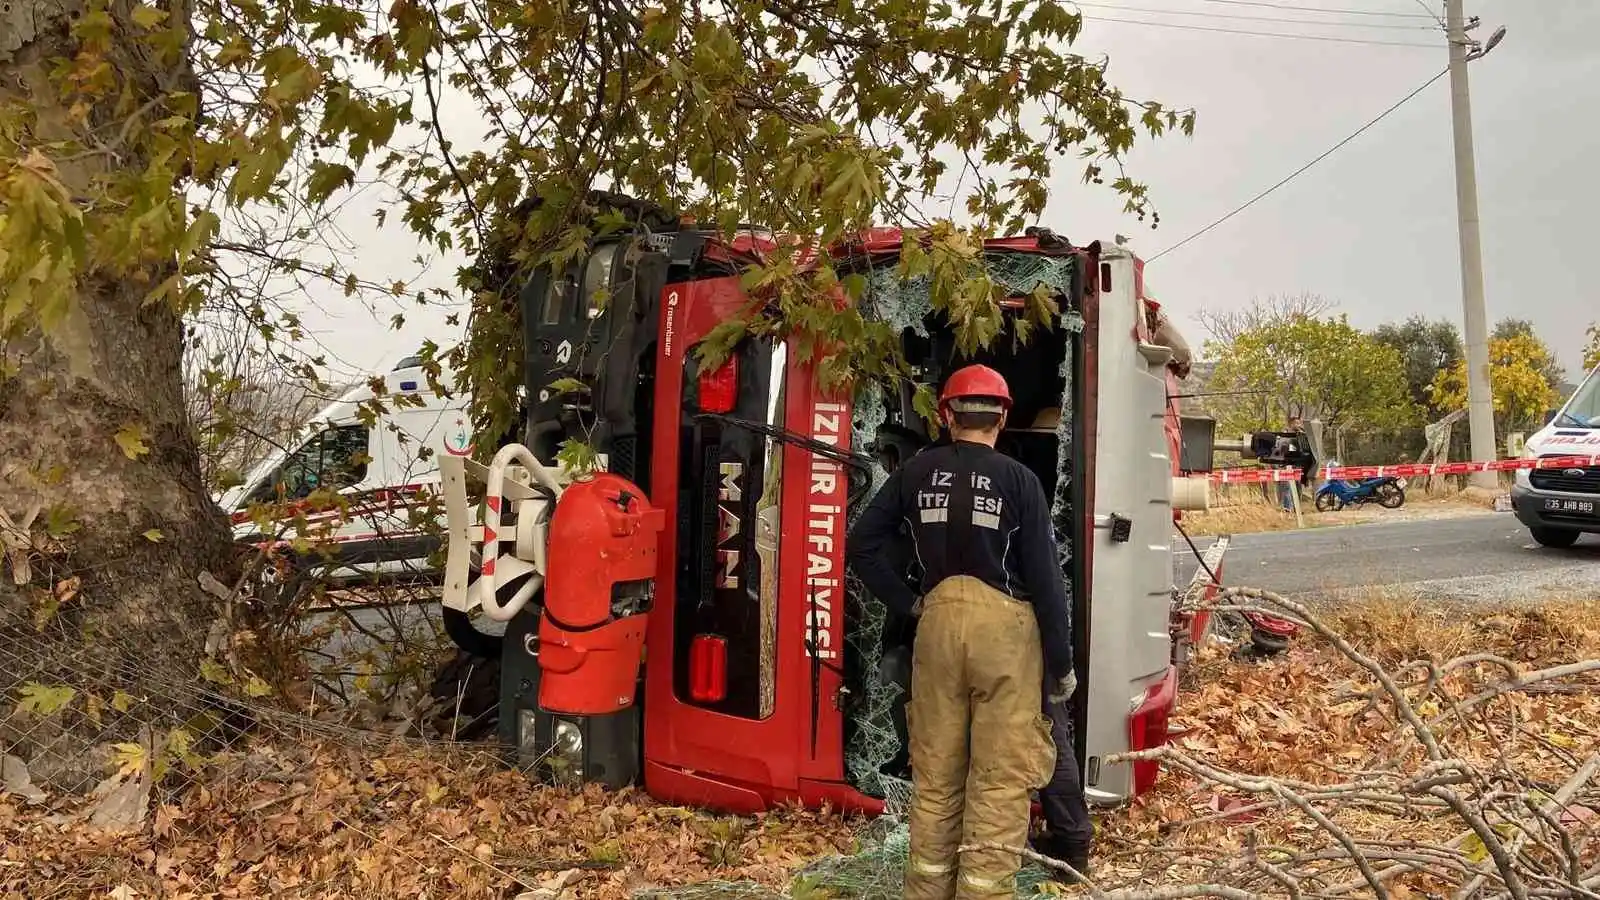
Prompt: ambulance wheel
<box><xmin>1530</xmin><ymin>527</ymin><xmax>1580</xmax><ymax>549</ymax></box>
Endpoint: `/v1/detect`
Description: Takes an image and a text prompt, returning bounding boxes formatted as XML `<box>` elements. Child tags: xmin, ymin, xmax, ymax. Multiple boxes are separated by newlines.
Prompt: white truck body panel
<box><xmin>1082</xmin><ymin>248</ymin><xmax>1179</xmax><ymax>804</ymax></box>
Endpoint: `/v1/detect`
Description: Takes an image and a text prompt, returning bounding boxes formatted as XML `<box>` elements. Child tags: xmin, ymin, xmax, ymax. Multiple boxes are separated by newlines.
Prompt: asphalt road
<box><xmin>1174</xmin><ymin>511</ymin><xmax>1600</xmax><ymax>603</ymax></box>
<box><xmin>313</xmin><ymin>511</ymin><xmax>1596</xmax><ymax>685</ymax></box>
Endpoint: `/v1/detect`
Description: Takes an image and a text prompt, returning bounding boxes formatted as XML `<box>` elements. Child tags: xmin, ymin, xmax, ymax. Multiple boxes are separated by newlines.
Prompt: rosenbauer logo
<box><xmin>663</xmin><ymin>289</ymin><xmax>680</xmax><ymax>358</ymax></box>
<box><xmin>803</xmin><ymin>401</ymin><xmax>846</xmax><ymax>662</ymax></box>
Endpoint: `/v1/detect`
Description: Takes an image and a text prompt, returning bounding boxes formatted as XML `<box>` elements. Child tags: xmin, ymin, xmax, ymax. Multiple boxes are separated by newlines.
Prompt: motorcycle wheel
<box><xmin>1314</xmin><ymin>492</ymin><xmax>1340</xmax><ymax>513</ymax></box>
<box><xmin>1377</xmin><ymin>482</ymin><xmax>1405</xmax><ymax>509</ymax></box>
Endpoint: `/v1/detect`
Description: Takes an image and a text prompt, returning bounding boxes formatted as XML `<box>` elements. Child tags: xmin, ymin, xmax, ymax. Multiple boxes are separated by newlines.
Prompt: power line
<box><xmin>1195</xmin><ymin>0</ymin><xmax>1436</xmax><ymax>18</ymax></box>
<box><xmin>1081</xmin><ymin>14</ymin><xmax>1443</xmax><ymax>46</ymax></box>
<box><xmin>1073</xmin><ymin>1</ymin><xmax>1443</xmax><ymax>30</ymax></box>
<box><xmin>1147</xmin><ymin>68</ymin><xmax>1449</xmax><ymax>263</ymax></box>
<box><xmin>1410</xmin><ymin>0</ymin><xmax>1446</xmax><ymax>26</ymax></box>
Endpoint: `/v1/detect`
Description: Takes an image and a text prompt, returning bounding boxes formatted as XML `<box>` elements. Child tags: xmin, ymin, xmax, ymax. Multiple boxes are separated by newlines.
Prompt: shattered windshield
<box><xmin>1555</xmin><ymin>367</ymin><xmax>1600</xmax><ymax>428</ymax></box>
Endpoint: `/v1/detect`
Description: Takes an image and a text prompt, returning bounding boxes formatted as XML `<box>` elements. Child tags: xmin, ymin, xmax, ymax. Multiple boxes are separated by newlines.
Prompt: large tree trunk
<box><xmin>1</xmin><ymin>0</ymin><xmax>233</xmax><ymax>793</ymax></box>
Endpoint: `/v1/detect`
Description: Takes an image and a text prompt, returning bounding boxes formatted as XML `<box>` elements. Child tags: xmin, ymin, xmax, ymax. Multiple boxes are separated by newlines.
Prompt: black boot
<box><xmin>1062</xmin><ymin>846</ymin><xmax>1090</xmax><ymax>880</ymax></box>
<box><xmin>1032</xmin><ymin>832</ymin><xmax>1091</xmax><ymax>883</ymax></box>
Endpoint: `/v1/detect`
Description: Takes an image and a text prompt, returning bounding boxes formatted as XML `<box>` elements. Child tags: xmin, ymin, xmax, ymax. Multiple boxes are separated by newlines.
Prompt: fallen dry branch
<box><xmin>1082</xmin><ymin>589</ymin><xmax>1600</xmax><ymax>900</ymax></box>
<box><xmin>2</xmin><ymin>593</ymin><xmax>1597</xmax><ymax>899</ymax></box>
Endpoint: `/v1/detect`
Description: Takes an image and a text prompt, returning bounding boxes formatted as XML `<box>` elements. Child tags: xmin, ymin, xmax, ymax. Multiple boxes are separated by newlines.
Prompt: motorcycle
<box><xmin>1314</xmin><ymin>465</ymin><xmax>1407</xmax><ymax>512</ymax></box>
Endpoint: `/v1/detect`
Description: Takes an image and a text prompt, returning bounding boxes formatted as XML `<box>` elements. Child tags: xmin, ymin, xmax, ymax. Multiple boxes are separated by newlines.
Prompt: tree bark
<box><xmin>1</xmin><ymin>0</ymin><xmax>233</xmax><ymax>790</ymax></box>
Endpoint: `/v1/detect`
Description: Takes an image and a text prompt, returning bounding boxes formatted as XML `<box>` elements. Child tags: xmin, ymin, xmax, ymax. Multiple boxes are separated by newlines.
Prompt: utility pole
<box><xmin>1445</xmin><ymin>0</ymin><xmax>1505</xmax><ymax>490</ymax></box>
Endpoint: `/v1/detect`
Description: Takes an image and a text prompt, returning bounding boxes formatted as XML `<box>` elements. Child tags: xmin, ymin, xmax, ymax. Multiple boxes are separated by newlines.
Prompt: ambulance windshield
<box><xmin>1555</xmin><ymin>367</ymin><xmax>1600</xmax><ymax>429</ymax></box>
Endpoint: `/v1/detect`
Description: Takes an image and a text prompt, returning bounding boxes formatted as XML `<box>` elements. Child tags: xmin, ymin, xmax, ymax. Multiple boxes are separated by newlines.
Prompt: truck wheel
<box><xmin>428</xmin><ymin>650</ymin><xmax>501</xmax><ymax>740</ymax></box>
<box><xmin>441</xmin><ymin>606</ymin><xmax>505</xmax><ymax>659</ymax></box>
<box><xmin>581</xmin><ymin>191</ymin><xmax>680</xmax><ymax>234</ymax></box>
<box><xmin>1530</xmin><ymin>527</ymin><xmax>1581</xmax><ymax>549</ymax></box>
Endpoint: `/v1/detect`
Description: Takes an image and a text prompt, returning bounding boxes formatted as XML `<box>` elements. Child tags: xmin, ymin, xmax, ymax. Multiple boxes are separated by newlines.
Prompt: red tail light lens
<box><xmin>1128</xmin><ymin>667</ymin><xmax>1178</xmax><ymax>796</ymax></box>
<box><xmin>689</xmin><ymin>634</ymin><xmax>728</xmax><ymax>703</ymax></box>
<box><xmin>698</xmin><ymin>359</ymin><xmax>738</xmax><ymax>413</ymax></box>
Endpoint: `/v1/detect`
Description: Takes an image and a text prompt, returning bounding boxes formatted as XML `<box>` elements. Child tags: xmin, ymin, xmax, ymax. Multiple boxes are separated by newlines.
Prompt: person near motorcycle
<box><xmin>846</xmin><ymin>364</ymin><xmax>1081</xmax><ymax>899</ymax></box>
<box><xmin>1277</xmin><ymin>416</ymin><xmax>1317</xmax><ymax>510</ymax></box>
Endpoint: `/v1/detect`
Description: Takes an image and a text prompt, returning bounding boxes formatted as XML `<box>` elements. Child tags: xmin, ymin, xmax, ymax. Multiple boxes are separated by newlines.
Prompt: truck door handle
<box><xmin>1092</xmin><ymin>513</ymin><xmax>1134</xmax><ymax>543</ymax></box>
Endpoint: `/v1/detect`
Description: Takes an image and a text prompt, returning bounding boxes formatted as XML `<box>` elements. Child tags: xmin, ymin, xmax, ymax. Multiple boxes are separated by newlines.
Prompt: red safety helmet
<box><xmin>939</xmin><ymin>364</ymin><xmax>1013</xmax><ymax>416</ymax></box>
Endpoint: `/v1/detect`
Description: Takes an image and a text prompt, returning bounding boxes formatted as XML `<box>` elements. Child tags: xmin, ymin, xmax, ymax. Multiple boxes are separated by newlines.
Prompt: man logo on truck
<box><xmin>717</xmin><ymin>462</ymin><xmax>743</xmax><ymax>590</ymax></box>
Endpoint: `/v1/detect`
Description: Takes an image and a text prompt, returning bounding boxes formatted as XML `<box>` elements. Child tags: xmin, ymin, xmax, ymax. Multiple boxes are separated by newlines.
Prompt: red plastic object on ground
<box><xmin>537</xmin><ymin>473</ymin><xmax>666</xmax><ymax>716</ymax></box>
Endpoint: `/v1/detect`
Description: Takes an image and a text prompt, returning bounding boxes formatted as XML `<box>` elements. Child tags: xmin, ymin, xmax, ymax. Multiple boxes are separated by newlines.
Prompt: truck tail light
<box><xmin>698</xmin><ymin>359</ymin><xmax>738</xmax><ymax>413</ymax></box>
<box><xmin>1128</xmin><ymin>667</ymin><xmax>1178</xmax><ymax>796</ymax></box>
<box><xmin>689</xmin><ymin>634</ymin><xmax>728</xmax><ymax>703</ymax></box>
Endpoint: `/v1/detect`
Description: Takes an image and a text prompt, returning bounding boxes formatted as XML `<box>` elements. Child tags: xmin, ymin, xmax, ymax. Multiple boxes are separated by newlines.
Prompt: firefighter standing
<box><xmin>847</xmin><ymin>365</ymin><xmax>1079</xmax><ymax>900</ymax></box>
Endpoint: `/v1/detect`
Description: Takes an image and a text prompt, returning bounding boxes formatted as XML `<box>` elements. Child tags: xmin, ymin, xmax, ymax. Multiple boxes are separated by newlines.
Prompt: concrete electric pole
<box><xmin>1444</xmin><ymin>0</ymin><xmax>1506</xmax><ymax>490</ymax></box>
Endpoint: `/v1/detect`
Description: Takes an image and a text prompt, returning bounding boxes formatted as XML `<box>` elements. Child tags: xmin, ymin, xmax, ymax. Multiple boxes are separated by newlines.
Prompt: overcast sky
<box><xmin>287</xmin><ymin>0</ymin><xmax>1598</xmax><ymax>384</ymax></box>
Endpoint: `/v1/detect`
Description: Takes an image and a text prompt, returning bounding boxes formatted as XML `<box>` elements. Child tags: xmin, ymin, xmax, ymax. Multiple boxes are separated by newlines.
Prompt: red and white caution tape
<box><xmin>1205</xmin><ymin>454</ymin><xmax>1600</xmax><ymax>485</ymax></box>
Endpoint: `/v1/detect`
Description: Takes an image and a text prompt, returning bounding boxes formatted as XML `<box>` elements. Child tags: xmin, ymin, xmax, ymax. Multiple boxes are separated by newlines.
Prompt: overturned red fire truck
<box><xmin>432</xmin><ymin>196</ymin><xmax>1254</xmax><ymax>816</ymax></box>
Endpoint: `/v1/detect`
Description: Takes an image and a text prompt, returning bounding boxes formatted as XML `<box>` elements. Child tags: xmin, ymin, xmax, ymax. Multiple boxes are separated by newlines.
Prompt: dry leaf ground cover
<box><xmin>2</xmin><ymin>596</ymin><xmax>1596</xmax><ymax>899</ymax></box>
<box><xmin>1097</xmin><ymin>595</ymin><xmax>1600</xmax><ymax>897</ymax></box>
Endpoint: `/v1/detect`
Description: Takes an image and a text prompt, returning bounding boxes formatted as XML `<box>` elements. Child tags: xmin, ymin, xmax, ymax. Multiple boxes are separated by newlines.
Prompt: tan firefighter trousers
<box><xmin>904</xmin><ymin>576</ymin><xmax>1056</xmax><ymax>900</ymax></box>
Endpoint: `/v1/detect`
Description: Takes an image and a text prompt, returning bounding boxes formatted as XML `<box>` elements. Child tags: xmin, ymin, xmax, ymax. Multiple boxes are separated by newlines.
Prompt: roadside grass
<box><xmin>1181</xmin><ymin>478</ymin><xmax>1510</xmax><ymax>537</ymax></box>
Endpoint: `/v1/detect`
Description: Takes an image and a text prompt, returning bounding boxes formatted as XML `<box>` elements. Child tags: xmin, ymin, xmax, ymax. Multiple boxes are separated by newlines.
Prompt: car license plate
<box><xmin>1544</xmin><ymin>498</ymin><xmax>1597</xmax><ymax>515</ymax></box>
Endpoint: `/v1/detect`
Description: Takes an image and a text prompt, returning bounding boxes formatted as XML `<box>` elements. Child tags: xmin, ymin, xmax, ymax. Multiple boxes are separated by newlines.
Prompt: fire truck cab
<box><xmin>437</xmin><ymin>198</ymin><xmax>1224</xmax><ymax>815</ymax></box>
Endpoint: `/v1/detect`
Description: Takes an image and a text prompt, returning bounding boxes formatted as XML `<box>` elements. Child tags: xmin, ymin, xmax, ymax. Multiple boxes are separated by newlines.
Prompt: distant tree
<box><xmin>1492</xmin><ymin>319</ymin><xmax>1565</xmax><ymax>389</ymax></box>
<box><xmin>1584</xmin><ymin>323</ymin><xmax>1599</xmax><ymax>372</ymax></box>
<box><xmin>1205</xmin><ymin>312</ymin><xmax>1415</xmax><ymax>435</ymax></box>
<box><xmin>1431</xmin><ymin>332</ymin><xmax>1561</xmax><ymax>436</ymax></box>
<box><xmin>1370</xmin><ymin>316</ymin><xmax>1464</xmax><ymax>414</ymax></box>
<box><xmin>1195</xmin><ymin>292</ymin><xmax>1336</xmax><ymax>346</ymax></box>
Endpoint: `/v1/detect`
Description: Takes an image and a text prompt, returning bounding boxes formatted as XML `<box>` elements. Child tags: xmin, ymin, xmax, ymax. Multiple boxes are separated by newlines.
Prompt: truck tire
<box><xmin>579</xmin><ymin>190</ymin><xmax>680</xmax><ymax>234</ymax></box>
<box><xmin>428</xmin><ymin>649</ymin><xmax>501</xmax><ymax>740</ymax></box>
<box><xmin>1530</xmin><ymin>526</ymin><xmax>1581</xmax><ymax>549</ymax></box>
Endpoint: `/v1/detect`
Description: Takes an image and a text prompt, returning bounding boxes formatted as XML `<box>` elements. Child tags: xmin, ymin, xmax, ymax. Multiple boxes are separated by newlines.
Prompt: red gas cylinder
<box><xmin>536</xmin><ymin>473</ymin><xmax>665</xmax><ymax>716</ymax></box>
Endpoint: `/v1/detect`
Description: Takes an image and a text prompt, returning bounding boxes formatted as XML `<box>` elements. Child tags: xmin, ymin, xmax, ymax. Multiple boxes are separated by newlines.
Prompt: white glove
<box><xmin>1047</xmin><ymin>671</ymin><xmax>1078</xmax><ymax>705</ymax></box>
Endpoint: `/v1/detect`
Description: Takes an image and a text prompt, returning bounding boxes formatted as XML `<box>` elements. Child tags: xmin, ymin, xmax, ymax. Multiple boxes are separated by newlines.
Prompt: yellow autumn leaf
<box><xmin>114</xmin><ymin>424</ymin><xmax>150</xmax><ymax>460</ymax></box>
<box><xmin>14</xmin><ymin>682</ymin><xmax>75</xmax><ymax>717</ymax></box>
<box><xmin>165</xmin><ymin>727</ymin><xmax>203</xmax><ymax>770</ymax></box>
<box><xmin>130</xmin><ymin>3</ymin><xmax>168</xmax><ymax>29</ymax></box>
<box><xmin>198</xmin><ymin>658</ymin><xmax>233</xmax><ymax>685</ymax></box>
<box><xmin>110</xmin><ymin>741</ymin><xmax>148</xmax><ymax>778</ymax></box>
